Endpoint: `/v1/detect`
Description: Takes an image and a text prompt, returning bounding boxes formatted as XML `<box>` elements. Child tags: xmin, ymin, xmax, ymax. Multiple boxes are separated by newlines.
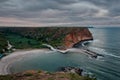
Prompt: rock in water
<box><xmin>59</xmin><ymin>67</ymin><xmax>83</xmax><ymax>75</ymax></box>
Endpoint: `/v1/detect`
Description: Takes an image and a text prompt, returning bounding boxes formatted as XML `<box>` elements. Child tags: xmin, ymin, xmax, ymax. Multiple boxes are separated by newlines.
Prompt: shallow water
<box><xmin>10</xmin><ymin>28</ymin><xmax>120</xmax><ymax>80</ymax></box>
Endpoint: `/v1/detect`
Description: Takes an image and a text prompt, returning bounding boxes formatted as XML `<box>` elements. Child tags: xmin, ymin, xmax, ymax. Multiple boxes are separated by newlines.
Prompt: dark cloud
<box><xmin>0</xmin><ymin>0</ymin><xmax>120</xmax><ymax>26</ymax></box>
<box><xmin>0</xmin><ymin>0</ymin><xmax>8</xmax><ymax>3</ymax></box>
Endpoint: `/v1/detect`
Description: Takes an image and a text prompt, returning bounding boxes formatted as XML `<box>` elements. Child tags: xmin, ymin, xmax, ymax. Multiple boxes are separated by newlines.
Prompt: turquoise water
<box><xmin>10</xmin><ymin>28</ymin><xmax>120</xmax><ymax>80</ymax></box>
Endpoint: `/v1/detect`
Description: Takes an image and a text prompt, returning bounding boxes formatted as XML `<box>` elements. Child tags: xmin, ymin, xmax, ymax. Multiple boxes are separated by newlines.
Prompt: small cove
<box><xmin>3</xmin><ymin>28</ymin><xmax>120</xmax><ymax>80</ymax></box>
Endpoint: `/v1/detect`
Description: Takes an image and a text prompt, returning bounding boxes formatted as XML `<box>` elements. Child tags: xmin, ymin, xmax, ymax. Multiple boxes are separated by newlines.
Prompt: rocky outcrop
<box><xmin>59</xmin><ymin>67</ymin><xmax>83</xmax><ymax>75</ymax></box>
<box><xmin>64</xmin><ymin>28</ymin><xmax>93</xmax><ymax>49</ymax></box>
<box><xmin>0</xmin><ymin>27</ymin><xmax>93</xmax><ymax>50</ymax></box>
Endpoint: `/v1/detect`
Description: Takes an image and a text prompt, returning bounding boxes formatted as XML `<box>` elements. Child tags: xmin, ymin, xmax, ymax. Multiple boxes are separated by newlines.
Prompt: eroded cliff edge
<box><xmin>63</xmin><ymin>28</ymin><xmax>93</xmax><ymax>49</ymax></box>
<box><xmin>0</xmin><ymin>27</ymin><xmax>93</xmax><ymax>50</ymax></box>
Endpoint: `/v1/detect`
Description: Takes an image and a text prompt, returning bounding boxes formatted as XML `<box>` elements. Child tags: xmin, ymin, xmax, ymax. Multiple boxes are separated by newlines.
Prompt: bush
<box><xmin>0</xmin><ymin>75</ymin><xmax>14</xmax><ymax>80</ymax></box>
<box><xmin>68</xmin><ymin>73</ymin><xmax>97</xmax><ymax>80</ymax></box>
<box><xmin>23</xmin><ymin>73</ymin><xmax>33</xmax><ymax>76</ymax></box>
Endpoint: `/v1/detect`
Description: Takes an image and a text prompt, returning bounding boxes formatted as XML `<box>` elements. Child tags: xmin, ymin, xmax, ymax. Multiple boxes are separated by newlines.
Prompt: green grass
<box><xmin>37</xmin><ymin>70</ymin><xmax>42</xmax><ymax>73</ymax></box>
<box><xmin>68</xmin><ymin>73</ymin><xmax>97</xmax><ymax>80</ymax></box>
<box><xmin>5</xmin><ymin>34</ymin><xmax>44</xmax><ymax>49</ymax></box>
<box><xmin>0</xmin><ymin>72</ymin><xmax>97</xmax><ymax>80</ymax></box>
<box><xmin>0</xmin><ymin>75</ymin><xmax>14</xmax><ymax>80</ymax></box>
<box><xmin>23</xmin><ymin>73</ymin><xmax>33</xmax><ymax>76</ymax></box>
<box><xmin>4</xmin><ymin>33</ymin><xmax>64</xmax><ymax>49</ymax></box>
<box><xmin>47</xmin><ymin>78</ymin><xmax>55</xmax><ymax>80</ymax></box>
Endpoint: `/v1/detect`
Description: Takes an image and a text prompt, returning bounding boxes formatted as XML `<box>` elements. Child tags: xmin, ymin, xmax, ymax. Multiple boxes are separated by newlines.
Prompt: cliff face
<box><xmin>0</xmin><ymin>27</ymin><xmax>93</xmax><ymax>49</ymax></box>
<box><xmin>64</xmin><ymin>28</ymin><xmax>93</xmax><ymax>49</ymax></box>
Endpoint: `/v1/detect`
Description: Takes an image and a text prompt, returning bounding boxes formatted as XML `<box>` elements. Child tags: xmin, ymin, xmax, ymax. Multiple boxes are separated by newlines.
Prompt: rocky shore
<box><xmin>0</xmin><ymin>70</ymin><xmax>96</xmax><ymax>80</ymax></box>
<box><xmin>59</xmin><ymin>67</ymin><xmax>83</xmax><ymax>75</ymax></box>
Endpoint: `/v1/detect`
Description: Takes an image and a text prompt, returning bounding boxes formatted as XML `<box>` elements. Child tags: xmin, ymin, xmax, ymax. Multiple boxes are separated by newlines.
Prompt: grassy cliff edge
<box><xmin>0</xmin><ymin>70</ymin><xmax>96</xmax><ymax>80</ymax></box>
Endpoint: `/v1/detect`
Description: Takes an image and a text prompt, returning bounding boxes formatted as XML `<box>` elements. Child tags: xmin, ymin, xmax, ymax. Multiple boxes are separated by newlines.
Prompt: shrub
<box><xmin>0</xmin><ymin>75</ymin><xmax>14</xmax><ymax>80</ymax></box>
<box><xmin>23</xmin><ymin>73</ymin><xmax>33</xmax><ymax>76</ymax></box>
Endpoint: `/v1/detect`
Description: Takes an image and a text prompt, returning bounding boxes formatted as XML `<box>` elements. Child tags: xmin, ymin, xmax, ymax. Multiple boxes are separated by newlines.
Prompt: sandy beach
<box><xmin>0</xmin><ymin>48</ymin><xmax>82</xmax><ymax>75</ymax></box>
<box><xmin>0</xmin><ymin>49</ymin><xmax>51</xmax><ymax>75</ymax></box>
<box><xmin>0</xmin><ymin>47</ymin><xmax>100</xmax><ymax>75</ymax></box>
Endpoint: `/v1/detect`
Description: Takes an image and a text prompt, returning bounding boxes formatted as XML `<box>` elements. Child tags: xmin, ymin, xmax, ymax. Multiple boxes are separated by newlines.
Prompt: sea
<box><xmin>9</xmin><ymin>27</ymin><xmax>120</xmax><ymax>80</ymax></box>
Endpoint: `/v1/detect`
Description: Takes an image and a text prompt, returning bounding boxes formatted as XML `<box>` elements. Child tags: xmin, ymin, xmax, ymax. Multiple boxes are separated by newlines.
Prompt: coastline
<box><xmin>0</xmin><ymin>44</ymin><xmax>100</xmax><ymax>75</ymax></box>
<box><xmin>0</xmin><ymin>49</ymin><xmax>51</xmax><ymax>75</ymax></box>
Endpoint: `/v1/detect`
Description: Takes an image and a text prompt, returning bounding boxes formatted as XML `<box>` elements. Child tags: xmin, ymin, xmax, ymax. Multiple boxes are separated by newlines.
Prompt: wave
<box><xmin>42</xmin><ymin>44</ymin><xmax>69</xmax><ymax>53</ymax></box>
<box><xmin>42</xmin><ymin>44</ymin><xmax>104</xmax><ymax>59</ymax></box>
<box><xmin>89</xmin><ymin>47</ymin><xmax>120</xmax><ymax>59</ymax></box>
<box><xmin>105</xmin><ymin>53</ymin><xmax>120</xmax><ymax>59</ymax></box>
<box><xmin>89</xmin><ymin>47</ymin><xmax>105</xmax><ymax>52</ymax></box>
<box><xmin>96</xmin><ymin>56</ymin><xmax>105</xmax><ymax>61</ymax></box>
<box><xmin>42</xmin><ymin>44</ymin><xmax>94</xmax><ymax>54</ymax></box>
<box><xmin>42</xmin><ymin>44</ymin><xmax>86</xmax><ymax>53</ymax></box>
<box><xmin>93</xmin><ymin>39</ymin><xmax>101</xmax><ymax>43</ymax></box>
<box><xmin>81</xmin><ymin>40</ymin><xmax>93</xmax><ymax>47</ymax></box>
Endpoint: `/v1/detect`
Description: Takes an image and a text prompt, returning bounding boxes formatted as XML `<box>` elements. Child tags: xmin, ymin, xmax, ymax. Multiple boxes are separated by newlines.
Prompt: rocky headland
<box><xmin>0</xmin><ymin>27</ymin><xmax>93</xmax><ymax>50</ymax></box>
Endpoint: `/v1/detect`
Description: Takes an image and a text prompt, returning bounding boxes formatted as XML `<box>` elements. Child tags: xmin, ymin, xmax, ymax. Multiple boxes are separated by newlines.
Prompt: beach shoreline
<box><xmin>0</xmin><ymin>47</ymin><xmax>100</xmax><ymax>75</ymax></box>
<box><xmin>0</xmin><ymin>49</ymin><xmax>51</xmax><ymax>75</ymax></box>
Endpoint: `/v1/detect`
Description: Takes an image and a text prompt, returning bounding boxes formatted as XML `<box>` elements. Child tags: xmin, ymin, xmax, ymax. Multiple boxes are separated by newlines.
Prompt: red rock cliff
<box><xmin>0</xmin><ymin>27</ymin><xmax>93</xmax><ymax>49</ymax></box>
<box><xmin>64</xmin><ymin>28</ymin><xmax>93</xmax><ymax>49</ymax></box>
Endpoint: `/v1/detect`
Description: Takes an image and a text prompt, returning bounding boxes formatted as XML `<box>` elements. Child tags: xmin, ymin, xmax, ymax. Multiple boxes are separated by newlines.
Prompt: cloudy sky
<box><xmin>0</xmin><ymin>0</ymin><xmax>120</xmax><ymax>27</ymax></box>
